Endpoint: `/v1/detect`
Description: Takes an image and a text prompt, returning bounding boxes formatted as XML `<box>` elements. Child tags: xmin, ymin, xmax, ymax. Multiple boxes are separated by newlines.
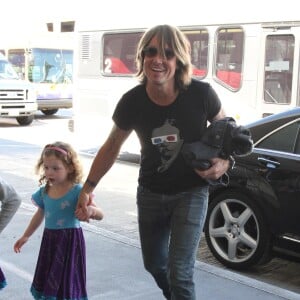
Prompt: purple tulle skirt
<box><xmin>31</xmin><ymin>227</ymin><xmax>87</xmax><ymax>300</ymax></box>
<box><xmin>0</xmin><ymin>267</ymin><xmax>7</xmax><ymax>290</ymax></box>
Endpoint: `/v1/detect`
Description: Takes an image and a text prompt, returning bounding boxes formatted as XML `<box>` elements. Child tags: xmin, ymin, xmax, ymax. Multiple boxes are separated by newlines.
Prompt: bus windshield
<box><xmin>0</xmin><ymin>57</ymin><xmax>19</xmax><ymax>80</ymax></box>
<box><xmin>8</xmin><ymin>48</ymin><xmax>73</xmax><ymax>84</ymax></box>
<box><xmin>29</xmin><ymin>48</ymin><xmax>73</xmax><ymax>84</ymax></box>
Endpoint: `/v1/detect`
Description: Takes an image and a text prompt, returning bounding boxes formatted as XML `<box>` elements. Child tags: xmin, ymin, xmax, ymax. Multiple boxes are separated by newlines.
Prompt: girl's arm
<box><xmin>13</xmin><ymin>207</ymin><xmax>44</xmax><ymax>253</ymax></box>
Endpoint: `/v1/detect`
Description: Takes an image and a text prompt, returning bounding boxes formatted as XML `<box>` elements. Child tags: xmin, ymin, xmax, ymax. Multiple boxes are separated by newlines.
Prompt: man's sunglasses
<box><xmin>143</xmin><ymin>47</ymin><xmax>175</xmax><ymax>60</ymax></box>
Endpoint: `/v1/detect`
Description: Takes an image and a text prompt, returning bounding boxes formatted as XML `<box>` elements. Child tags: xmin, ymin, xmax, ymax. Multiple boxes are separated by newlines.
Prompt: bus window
<box><xmin>264</xmin><ymin>34</ymin><xmax>294</xmax><ymax>104</ymax></box>
<box><xmin>8</xmin><ymin>48</ymin><xmax>73</xmax><ymax>84</ymax></box>
<box><xmin>7</xmin><ymin>49</ymin><xmax>25</xmax><ymax>79</ymax></box>
<box><xmin>0</xmin><ymin>56</ymin><xmax>19</xmax><ymax>79</ymax></box>
<box><xmin>215</xmin><ymin>27</ymin><xmax>244</xmax><ymax>90</ymax></box>
<box><xmin>27</xmin><ymin>48</ymin><xmax>73</xmax><ymax>84</ymax></box>
<box><xmin>102</xmin><ymin>32</ymin><xmax>143</xmax><ymax>75</ymax></box>
<box><xmin>184</xmin><ymin>29</ymin><xmax>209</xmax><ymax>78</ymax></box>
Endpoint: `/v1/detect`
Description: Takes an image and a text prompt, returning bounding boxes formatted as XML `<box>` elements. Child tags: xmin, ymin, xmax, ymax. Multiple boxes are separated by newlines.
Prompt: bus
<box><xmin>1</xmin><ymin>32</ymin><xmax>74</xmax><ymax>115</ymax></box>
<box><xmin>71</xmin><ymin>2</ymin><xmax>300</xmax><ymax>154</ymax></box>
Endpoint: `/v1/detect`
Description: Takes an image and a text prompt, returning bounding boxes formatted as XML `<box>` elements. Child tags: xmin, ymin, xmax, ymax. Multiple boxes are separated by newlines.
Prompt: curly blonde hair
<box><xmin>136</xmin><ymin>24</ymin><xmax>193</xmax><ymax>91</ymax></box>
<box><xmin>36</xmin><ymin>141</ymin><xmax>83</xmax><ymax>191</ymax></box>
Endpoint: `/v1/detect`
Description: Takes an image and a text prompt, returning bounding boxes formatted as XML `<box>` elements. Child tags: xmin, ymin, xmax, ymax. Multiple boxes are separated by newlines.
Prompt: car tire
<box><xmin>16</xmin><ymin>115</ymin><xmax>34</xmax><ymax>126</ymax></box>
<box><xmin>41</xmin><ymin>109</ymin><xmax>59</xmax><ymax>115</ymax></box>
<box><xmin>205</xmin><ymin>190</ymin><xmax>272</xmax><ymax>270</ymax></box>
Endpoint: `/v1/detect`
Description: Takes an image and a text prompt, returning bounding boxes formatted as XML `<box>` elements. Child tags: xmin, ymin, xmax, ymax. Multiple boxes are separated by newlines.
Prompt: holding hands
<box><xmin>75</xmin><ymin>192</ymin><xmax>103</xmax><ymax>222</ymax></box>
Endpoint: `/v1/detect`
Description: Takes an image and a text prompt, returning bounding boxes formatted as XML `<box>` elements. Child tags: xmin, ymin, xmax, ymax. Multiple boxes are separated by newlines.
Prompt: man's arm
<box><xmin>82</xmin><ymin>124</ymin><xmax>131</xmax><ymax>193</ymax></box>
<box><xmin>76</xmin><ymin>124</ymin><xmax>131</xmax><ymax>219</ymax></box>
<box><xmin>212</xmin><ymin>107</ymin><xmax>227</xmax><ymax>121</ymax></box>
<box><xmin>195</xmin><ymin>107</ymin><xmax>230</xmax><ymax>180</ymax></box>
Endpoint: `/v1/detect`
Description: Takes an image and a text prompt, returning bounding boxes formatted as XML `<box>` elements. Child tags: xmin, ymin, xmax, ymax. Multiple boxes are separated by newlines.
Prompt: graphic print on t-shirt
<box><xmin>151</xmin><ymin>119</ymin><xmax>183</xmax><ymax>172</ymax></box>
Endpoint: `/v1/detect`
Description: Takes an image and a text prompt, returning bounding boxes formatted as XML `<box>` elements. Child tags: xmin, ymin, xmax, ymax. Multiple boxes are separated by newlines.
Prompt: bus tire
<box><xmin>41</xmin><ymin>109</ymin><xmax>59</xmax><ymax>115</ymax></box>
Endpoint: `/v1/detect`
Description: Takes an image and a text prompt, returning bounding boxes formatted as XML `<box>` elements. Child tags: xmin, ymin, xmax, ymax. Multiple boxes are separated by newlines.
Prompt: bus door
<box><xmin>261</xmin><ymin>25</ymin><xmax>300</xmax><ymax>117</ymax></box>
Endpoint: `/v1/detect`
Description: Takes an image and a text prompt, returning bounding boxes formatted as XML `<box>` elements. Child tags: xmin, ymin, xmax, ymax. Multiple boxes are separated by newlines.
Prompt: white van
<box><xmin>0</xmin><ymin>53</ymin><xmax>37</xmax><ymax>125</ymax></box>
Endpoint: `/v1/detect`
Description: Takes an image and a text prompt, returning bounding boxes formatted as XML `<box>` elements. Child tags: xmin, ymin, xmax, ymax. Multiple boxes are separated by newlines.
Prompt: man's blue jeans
<box><xmin>136</xmin><ymin>185</ymin><xmax>209</xmax><ymax>300</ymax></box>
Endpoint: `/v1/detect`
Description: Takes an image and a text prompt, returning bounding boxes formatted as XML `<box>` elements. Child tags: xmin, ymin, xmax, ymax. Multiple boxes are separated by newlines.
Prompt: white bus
<box><xmin>72</xmin><ymin>2</ymin><xmax>300</xmax><ymax>154</ymax></box>
<box><xmin>1</xmin><ymin>32</ymin><xmax>74</xmax><ymax>115</ymax></box>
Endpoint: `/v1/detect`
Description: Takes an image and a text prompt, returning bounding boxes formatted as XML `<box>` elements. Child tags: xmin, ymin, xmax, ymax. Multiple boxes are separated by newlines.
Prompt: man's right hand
<box><xmin>75</xmin><ymin>191</ymin><xmax>90</xmax><ymax>221</ymax></box>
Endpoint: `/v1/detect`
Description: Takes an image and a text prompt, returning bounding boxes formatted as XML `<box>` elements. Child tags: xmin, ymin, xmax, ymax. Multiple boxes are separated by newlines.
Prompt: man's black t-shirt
<box><xmin>112</xmin><ymin>79</ymin><xmax>221</xmax><ymax>194</ymax></box>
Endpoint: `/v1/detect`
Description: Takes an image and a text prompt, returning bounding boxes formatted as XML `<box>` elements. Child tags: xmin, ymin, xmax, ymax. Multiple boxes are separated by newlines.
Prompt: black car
<box><xmin>204</xmin><ymin>107</ymin><xmax>300</xmax><ymax>270</ymax></box>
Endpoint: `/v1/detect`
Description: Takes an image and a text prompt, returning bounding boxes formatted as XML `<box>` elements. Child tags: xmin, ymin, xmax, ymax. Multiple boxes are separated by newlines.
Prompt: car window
<box><xmin>257</xmin><ymin>121</ymin><xmax>300</xmax><ymax>153</ymax></box>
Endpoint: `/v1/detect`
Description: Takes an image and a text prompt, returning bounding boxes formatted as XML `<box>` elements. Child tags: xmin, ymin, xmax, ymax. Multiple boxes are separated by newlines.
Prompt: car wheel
<box><xmin>41</xmin><ymin>109</ymin><xmax>59</xmax><ymax>115</ymax></box>
<box><xmin>205</xmin><ymin>190</ymin><xmax>272</xmax><ymax>270</ymax></box>
<box><xmin>16</xmin><ymin>115</ymin><xmax>34</xmax><ymax>126</ymax></box>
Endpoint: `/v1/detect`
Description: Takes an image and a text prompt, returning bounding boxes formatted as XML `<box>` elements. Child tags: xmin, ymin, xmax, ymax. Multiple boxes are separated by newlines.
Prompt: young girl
<box><xmin>13</xmin><ymin>141</ymin><xmax>104</xmax><ymax>300</ymax></box>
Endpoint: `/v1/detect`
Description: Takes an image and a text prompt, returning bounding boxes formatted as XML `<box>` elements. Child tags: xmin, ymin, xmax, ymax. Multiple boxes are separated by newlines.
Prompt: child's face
<box><xmin>43</xmin><ymin>154</ymin><xmax>72</xmax><ymax>185</ymax></box>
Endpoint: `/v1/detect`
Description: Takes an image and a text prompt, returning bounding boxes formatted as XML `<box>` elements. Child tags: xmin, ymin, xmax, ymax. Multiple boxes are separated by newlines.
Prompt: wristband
<box><xmin>86</xmin><ymin>178</ymin><xmax>97</xmax><ymax>188</ymax></box>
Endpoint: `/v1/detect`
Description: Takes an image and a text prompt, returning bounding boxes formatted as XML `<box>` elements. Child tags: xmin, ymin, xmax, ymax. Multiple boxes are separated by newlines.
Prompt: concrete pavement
<box><xmin>0</xmin><ymin>203</ymin><xmax>299</xmax><ymax>299</ymax></box>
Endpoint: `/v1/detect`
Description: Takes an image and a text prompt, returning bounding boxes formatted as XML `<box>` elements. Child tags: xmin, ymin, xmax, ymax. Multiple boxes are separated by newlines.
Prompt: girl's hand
<box><xmin>76</xmin><ymin>201</ymin><xmax>104</xmax><ymax>222</ymax></box>
<box><xmin>87</xmin><ymin>205</ymin><xmax>97</xmax><ymax>219</ymax></box>
<box><xmin>75</xmin><ymin>207</ymin><xmax>89</xmax><ymax>221</ymax></box>
<box><xmin>14</xmin><ymin>236</ymin><xmax>29</xmax><ymax>253</ymax></box>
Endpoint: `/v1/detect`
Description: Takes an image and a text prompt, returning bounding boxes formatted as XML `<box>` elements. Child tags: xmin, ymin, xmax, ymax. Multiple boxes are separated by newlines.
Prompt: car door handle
<box><xmin>257</xmin><ymin>157</ymin><xmax>280</xmax><ymax>169</ymax></box>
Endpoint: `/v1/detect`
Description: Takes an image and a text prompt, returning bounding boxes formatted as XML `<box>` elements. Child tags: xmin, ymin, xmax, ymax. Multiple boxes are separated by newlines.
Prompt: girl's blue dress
<box><xmin>30</xmin><ymin>184</ymin><xmax>88</xmax><ymax>300</ymax></box>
